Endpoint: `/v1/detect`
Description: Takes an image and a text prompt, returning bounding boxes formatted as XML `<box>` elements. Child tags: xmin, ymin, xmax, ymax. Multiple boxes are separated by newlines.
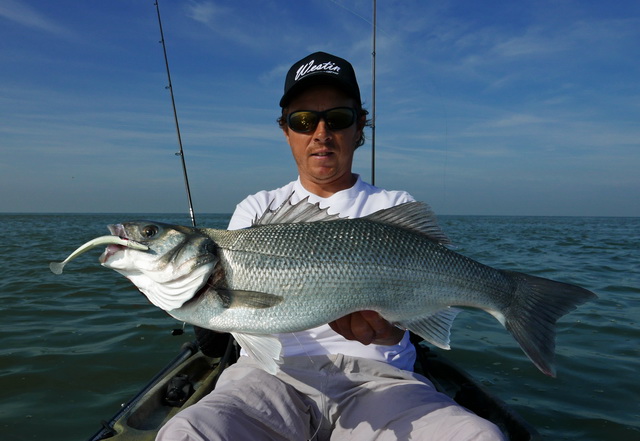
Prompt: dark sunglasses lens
<box><xmin>287</xmin><ymin>108</ymin><xmax>356</xmax><ymax>133</ymax></box>
<box><xmin>288</xmin><ymin>111</ymin><xmax>318</xmax><ymax>132</ymax></box>
<box><xmin>325</xmin><ymin>108</ymin><xmax>355</xmax><ymax>130</ymax></box>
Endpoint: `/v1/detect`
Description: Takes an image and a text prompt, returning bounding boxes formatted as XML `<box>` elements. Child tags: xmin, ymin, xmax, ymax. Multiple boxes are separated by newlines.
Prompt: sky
<box><xmin>1</xmin><ymin>0</ymin><xmax>639</xmax><ymax>217</ymax></box>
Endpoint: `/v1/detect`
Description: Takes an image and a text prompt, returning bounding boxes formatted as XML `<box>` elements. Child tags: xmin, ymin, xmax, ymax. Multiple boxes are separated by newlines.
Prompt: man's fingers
<box><xmin>329</xmin><ymin>311</ymin><xmax>403</xmax><ymax>346</ymax></box>
<box><xmin>348</xmin><ymin>312</ymin><xmax>376</xmax><ymax>345</ymax></box>
<box><xmin>329</xmin><ymin>316</ymin><xmax>357</xmax><ymax>341</ymax></box>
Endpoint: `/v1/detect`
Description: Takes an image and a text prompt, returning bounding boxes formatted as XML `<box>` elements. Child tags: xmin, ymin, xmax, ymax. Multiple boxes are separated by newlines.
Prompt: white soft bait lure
<box><xmin>49</xmin><ymin>235</ymin><xmax>148</xmax><ymax>275</ymax></box>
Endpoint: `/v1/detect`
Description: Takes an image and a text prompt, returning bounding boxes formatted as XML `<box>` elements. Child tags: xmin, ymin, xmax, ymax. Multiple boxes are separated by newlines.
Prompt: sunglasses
<box><xmin>287</xmin><ymin>107</ymin><xmax>357</xmax><ymax>133</ymax></box>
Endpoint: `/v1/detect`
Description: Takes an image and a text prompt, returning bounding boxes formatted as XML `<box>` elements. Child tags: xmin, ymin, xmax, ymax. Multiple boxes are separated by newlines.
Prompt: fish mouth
<box><xmin>99</xmin><ymin>224</ymin><xmax>132</xmax><ymax>264</ymax></box>
<box><xmin>107</xmin><ymin>224</ymin><xmax>126</xmax><ymax>237</ymax></box>
<box><xmin>99</xmin><ymin>244</ymin><xmax>124</xmax><ymax>264</ymax></box>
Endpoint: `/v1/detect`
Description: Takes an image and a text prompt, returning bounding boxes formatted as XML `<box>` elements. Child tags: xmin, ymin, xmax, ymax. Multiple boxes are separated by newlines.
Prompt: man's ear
<box><xmin>357</xmin><ymin>114</ymin><xmax>367</xmax><ymax>131</ymax></box>
<box><xmin>282</xmin><ymin>125</ymin><xmax>291</xmax><ymax>144</ymax></box>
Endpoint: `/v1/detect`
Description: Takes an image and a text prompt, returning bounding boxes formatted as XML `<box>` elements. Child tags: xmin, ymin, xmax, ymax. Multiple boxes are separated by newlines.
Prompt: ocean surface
<box><xmin>1</xmin><ymin>213</ymin><xmax>638</xmax><ymax>440</ymax></box>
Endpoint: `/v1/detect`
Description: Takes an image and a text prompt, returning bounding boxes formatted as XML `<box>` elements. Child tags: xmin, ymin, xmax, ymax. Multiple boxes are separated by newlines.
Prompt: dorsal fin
<box><xmin>364</xmin><ymin>202</ymin><xmax>450</xmax><ymax>244</ymax></box>
<box><xmin>253</xmin><ymin>194</ymin><xmax>449</xmax><ymax>245</ymax></box>
<box><xmin>253</xmin><ymin>193</ymin><xmax>342</xmax><ymax>226</ymax></box>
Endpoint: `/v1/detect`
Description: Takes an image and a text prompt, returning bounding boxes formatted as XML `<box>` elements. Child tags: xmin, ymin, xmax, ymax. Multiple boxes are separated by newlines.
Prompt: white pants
<box><xmin>157</xmin><ymin>354</ymin><xmax>505</xmax><ymax>441</ymax></box>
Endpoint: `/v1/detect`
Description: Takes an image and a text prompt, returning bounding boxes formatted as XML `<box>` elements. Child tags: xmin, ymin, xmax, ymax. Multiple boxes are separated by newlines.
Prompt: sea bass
<box><xmin>53</xmin><ymin>199</ymin><xmax>596</xmax><ymax>376</ymax></box>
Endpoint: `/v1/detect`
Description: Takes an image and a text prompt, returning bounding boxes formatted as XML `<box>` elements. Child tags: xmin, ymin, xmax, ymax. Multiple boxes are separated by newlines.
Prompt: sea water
<box><xmin>0</xmin><ymin>213</ymin><xmax>638</xmax><ymax>440</ymax></box>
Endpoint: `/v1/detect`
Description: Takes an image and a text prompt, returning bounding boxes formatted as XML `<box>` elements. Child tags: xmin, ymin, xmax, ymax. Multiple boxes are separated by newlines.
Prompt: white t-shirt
<box><xmin>228</xmin><ymin>175</ymin><xmax>417</xmax><ymax>371</ymax></box>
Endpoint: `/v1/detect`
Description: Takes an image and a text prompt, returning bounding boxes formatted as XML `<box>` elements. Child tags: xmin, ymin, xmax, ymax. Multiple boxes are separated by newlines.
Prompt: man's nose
<box><xmin>313</xmin><ymin>119</ymin><xmax>333</xmax><ymax>142</ymax></box>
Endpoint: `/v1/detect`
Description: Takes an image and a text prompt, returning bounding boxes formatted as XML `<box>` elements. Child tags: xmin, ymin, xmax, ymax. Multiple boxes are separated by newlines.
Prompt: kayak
<box><xmin>88</xmin><ymin>336</ymin><xmax>540</xmax><ymax>441</ymax></box>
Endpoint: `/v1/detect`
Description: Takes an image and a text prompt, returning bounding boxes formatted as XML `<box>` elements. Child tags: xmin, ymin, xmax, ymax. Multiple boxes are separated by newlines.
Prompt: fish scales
<box><xmin>202</xmin><ymin>218</ymin><xmax>514</xmax><ymax>333</ymax></box>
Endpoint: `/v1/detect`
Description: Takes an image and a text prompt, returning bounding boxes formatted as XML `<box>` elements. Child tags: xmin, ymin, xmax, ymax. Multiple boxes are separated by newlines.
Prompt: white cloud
<box><xmin>185</xmin><ymin>0</ymin><xmax>222</xmax><ymax>26</ymax></box>
<box><xmin>0</xmin><ymin>0</ymin><xmax>73</xmax><ymax>37</ymax></box>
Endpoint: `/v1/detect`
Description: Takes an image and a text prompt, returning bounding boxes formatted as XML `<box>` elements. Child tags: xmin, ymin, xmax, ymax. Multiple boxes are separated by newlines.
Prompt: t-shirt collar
<box><xmin>293</xmin><ymin>174</ymin><xmax>362</xmax><ymax>204</ymax></box>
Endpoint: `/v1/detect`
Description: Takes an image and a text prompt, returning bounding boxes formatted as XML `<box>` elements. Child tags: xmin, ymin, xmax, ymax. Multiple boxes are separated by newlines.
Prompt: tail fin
<box><xmin>501</xmin><ymin>270</ymin><xmax>596</xmax><ymax>377</ymax></box>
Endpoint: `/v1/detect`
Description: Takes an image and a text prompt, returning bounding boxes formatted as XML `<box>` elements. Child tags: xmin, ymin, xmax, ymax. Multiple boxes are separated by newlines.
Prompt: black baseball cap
<box><xmin>279</xmin><ymin>51</ymin><xmax>362</xmax><ymax>108</ymax></box>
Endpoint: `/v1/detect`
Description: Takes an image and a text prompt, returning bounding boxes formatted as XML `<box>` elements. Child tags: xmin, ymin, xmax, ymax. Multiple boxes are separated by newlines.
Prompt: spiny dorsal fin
<box><xmin>253</xmin><ymin>193</ymin><xmax>342</xmax><ymax>226</ymax></box>
<box><xmin>364</xmin><ymin>202</ymin><xmax>450</xmax><ymax>244</ymax></box>
<box><xmin>254</xmin><ymin>194</ymin><xmax>449</xmax><ymax>244</ymax></box>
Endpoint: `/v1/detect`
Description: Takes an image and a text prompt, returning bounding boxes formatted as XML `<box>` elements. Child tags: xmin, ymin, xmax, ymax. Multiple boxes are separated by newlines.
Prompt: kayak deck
<box><xmin>89</xmin><ymin>339</ymin><xmax>540</xmax><ymax>441</ymax></box>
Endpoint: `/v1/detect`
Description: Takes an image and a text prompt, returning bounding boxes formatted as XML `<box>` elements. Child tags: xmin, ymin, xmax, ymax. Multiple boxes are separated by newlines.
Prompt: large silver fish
<box><xmin>56</xmin><ymin>199</ymin><xmax>596</xmax><ymax>375</ymax></box>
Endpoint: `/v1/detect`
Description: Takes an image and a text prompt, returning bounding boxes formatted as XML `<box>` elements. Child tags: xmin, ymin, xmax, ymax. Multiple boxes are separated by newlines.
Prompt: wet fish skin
<box><xmin>99</xmin><ymin>200</ymin><xmax>597</xmax><ymax>376</ymax></box>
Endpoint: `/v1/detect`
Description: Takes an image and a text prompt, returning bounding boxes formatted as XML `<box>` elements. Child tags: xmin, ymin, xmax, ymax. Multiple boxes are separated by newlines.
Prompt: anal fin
<box><xmin>397</xmin><ymin>307</ymin><xmax>461</xmax><ymax>350</ymax></box>
<box><xmin>231</xmin><ymin>332</ymin><xmax>282</xmax><ymax>374</ymax></box>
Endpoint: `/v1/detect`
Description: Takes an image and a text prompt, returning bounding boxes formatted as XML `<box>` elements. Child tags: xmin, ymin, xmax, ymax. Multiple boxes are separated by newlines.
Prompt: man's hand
<box><xmin>329</xmin><ymin>311</ymin><xmax>405</xmax><ymax>346</ymax></box>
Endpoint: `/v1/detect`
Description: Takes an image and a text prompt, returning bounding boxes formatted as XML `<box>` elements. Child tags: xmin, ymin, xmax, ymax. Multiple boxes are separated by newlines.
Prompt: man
<box><xmin>158</xmin><ymin>51</ymin><xmax>505</xmax><ymax>440</ymax></box>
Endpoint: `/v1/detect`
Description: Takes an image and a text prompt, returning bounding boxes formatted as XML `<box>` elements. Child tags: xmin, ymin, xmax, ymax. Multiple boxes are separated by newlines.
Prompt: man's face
<box><xmin>283</xmin><ymin>85</ymin><xmax>364</xmax><ymax>197</ymax></box>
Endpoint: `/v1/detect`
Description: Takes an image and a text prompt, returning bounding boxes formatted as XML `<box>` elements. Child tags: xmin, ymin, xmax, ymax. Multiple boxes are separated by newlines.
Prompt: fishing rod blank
<box><xmin>371</xmin><ymin>0</ymin><xmax>377</xmax><ymax>186</ymax></box>
<box><xmin>154</xmin><ymin>0</ymin><xmax>197</xmax><ymax>227</ymax></box>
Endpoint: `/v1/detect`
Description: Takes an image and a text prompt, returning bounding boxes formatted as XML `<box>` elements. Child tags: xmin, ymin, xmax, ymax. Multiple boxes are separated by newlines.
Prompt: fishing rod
<box><xmin>154</xmin><ymin>0</ymin><xmax>197</xmax><ymax>227</ymax></box>
<box><xmin>328</xmin><ymin>0</ymin><xmax>377</xmax><ymax>184</ymax></box>
<box><xmin>371</xmin><ymin>0</ymin><xmax>377</xmax><ymax>185</ymax></box>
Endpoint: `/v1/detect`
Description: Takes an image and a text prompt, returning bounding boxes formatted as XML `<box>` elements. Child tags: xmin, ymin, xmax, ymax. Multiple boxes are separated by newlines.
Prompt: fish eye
<box><xmin>141</xmin><ymin>225</ymin><xmax>159</xmax><ymax>238</ymax></box>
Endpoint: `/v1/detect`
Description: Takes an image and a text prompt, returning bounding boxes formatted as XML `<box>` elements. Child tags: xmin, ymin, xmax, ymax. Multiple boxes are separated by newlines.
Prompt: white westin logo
<box><xmin>295</xmin><ymin>59</ymin><xmax>341</xmax><ymax>81</ymax></box>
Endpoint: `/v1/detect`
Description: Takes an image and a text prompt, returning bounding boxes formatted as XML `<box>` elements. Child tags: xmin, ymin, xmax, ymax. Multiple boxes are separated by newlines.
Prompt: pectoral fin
<box><xmin>218</xmin><ymin>289</ymin><xmax>283</xmax><ymax>309</ymax></box>
<box><xmin>397</xmin><ymin>307</ymin><xmax>462</xmax><ymax>350</ymax></box>
<box><xmin>231</xmin><ymin>332</ymin><xmax>282</xmax><ymax>374</ymax></box>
